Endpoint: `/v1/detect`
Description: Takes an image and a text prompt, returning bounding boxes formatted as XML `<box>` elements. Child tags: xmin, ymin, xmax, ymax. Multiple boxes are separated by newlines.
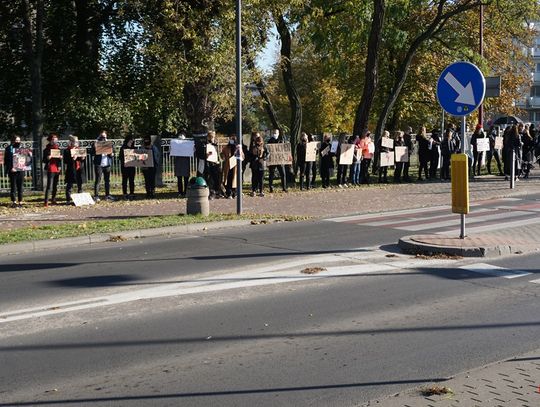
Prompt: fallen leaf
<box><xmin>301</xmin><ymin>267</ymin><xmax>326</xmax><ymax>275</ymax></box>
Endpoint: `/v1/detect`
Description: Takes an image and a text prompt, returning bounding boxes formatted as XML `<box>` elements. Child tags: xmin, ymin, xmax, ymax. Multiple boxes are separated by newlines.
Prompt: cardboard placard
<box><xmin>320</xmin><ymin>145</ymin><xmax>330</xmax><ymax>157</ymax></box>
<box><xmin>306</xmin><ymin>142</ymin><xmax>318</xmax><ymax>162</ymax></box>
<box><xmin>206</xmin><ymin>144</ymin><xmax>219</xmax><ymax>163</ymax></box>
<box><xmin>124</xmin><ymin>148</ymin><xmax>154</xmax><ymax>168</ymax></box>
<box><xmin>380</xmin><ymin>151</ymin><xmax>395</xmax><ymax>167</ymax></box>
<box><xmin>70</xmin><ymin>148</ymin><xmax>87</xmax><ymax>159</ymax></box>
<box><xmin>0</xmin><ymin>150</ymin><xmax>4</xmax><ymax>165</ymax></box>
<box><xmin>339</xmin><ymin>143</ymin><xmax>355</xmax><ymax>165</ymax></box>
<box><xmin>95</xmin><ymin>141</ymin><xmax>113</xmax><ymax>155</ymax></box>
<box><xmin>229</xmin><ymin>155</ymin><xmax>237</xmax><ymax>170</ymax></box>
<box><xmin>170</xmin><ymin>139</ymin><xmax>194</xmax><ymax>157</ymax></box>
<box><xmin>71</xmin><ymin>193</ymin><xmax>95</xmax><ymax>206</ymax></box>
<box><xmin>476</xmin><ymin>138</ymin><xmax>489</xmax><ymax>152</ymax></box>
<box><xmin>494</xmin><ymin>136</ymin><xmax>503</xmax><ymax>150</ymax></box>
<box><xmin>267</xmin><ymin>143</ymin><xmax>292</xmax><ymax>166</ymax></box>
<box><xmin>381</xmin><ymin>137</ymin><xmax>394</xmax><ymax>149</ymax></box>
<box><xmin>13</xmin><ymin>148</ymin><xmax>32</xmax><ymax>171</ymax></box>
<box><xmin>367</xmin><ymin>142</ymin><xmax>375</xmax><ymax>154</ymax></box>
<box><xmin>330</xmin><ymin>140</ymin><xmax>339</xmax><ymax>154</ymax></box>
<box><xmin>49</xmin><ymin>149</ymin><xmax>62</xmax><ymax>159</ymax></box>
<box><xmin>395</xmin><ymin>146</ymin><xmax>409</xmax><ymax>163</ymax></box>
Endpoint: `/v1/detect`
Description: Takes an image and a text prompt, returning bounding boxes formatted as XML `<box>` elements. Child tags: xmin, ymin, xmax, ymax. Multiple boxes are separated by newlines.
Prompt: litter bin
<box><xmin>186</xmin><ymin>177</ymin><xmax>209</xmax><ymax>216</ymax></box>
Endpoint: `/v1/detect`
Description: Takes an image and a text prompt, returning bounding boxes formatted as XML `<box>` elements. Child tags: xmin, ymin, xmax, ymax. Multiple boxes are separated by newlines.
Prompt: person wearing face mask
<box><xmin>221</xmin><ymin>134</ymin><xmax>241</xmax><ymax>198</ymax></box>
<box><xmin>267</xmin><ymin>129</ymin><xmax>288</xmax><ymax>193</ymax></box>
<box><xmin>119</xmin><ymin>134</ymin><xmax>136</xmax><ymax>200</ymax></box>
<box><xmin>140</xmin><ymin>135</ymin><xmax>160</xmax><ymax>199</ymax></box>
<box><xmin>4</xmin><ymin>135</ymin><xmax>29</xmax><ymax>208</ymax></box>
<box><xmin>63</xmin><ymin>135</ymin><xmax>86</xmax><ymax>204</ymax></box>
<box><xmin>248</xmin><ymin>132</ymin><xmax>268</xmax><ymax>196</ymax></box>
<box><xmin>296</xmin><ymin>132</ymin><xmax>310</xmax><ymax>190</ymax></box>
<box><xmin>174</xmin><ymin>132</ymin><xmax>191</xmax><ymax>198</ymax></box>
<box><xmin>91</xmin><ymin>130</ymin><xmax>114</xmax><ymax>202</ymax></box>
<box><xmin>319</xmin><ymin>133</ymin><xmax>334</xmax><ymax>188</ymax></box>
<box><xmin>43</xmin><ymin>134</ymin><xmax>62</xmax><ymax>206</ymax></box>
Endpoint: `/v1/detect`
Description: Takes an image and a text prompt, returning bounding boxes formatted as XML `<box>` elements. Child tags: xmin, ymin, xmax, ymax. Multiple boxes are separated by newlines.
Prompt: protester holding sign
<box><xmin>119</xmin><ymin>134</ymin><xmax>136</xmax><ymax>200</ymax></box>
<box><xmin>440</xmin><ymin>128</ymin><xmax>458</xmax><ymax>181</ymax></box>
<box><xmin>521</xmin><ymin>124</ymin><xmax>535</xmax><ymax>179</ymax></box>
<box><xmin>43</xmin><ymin>134</ymin><xmax>62</xmax><ymax>206</ymax></box>
<box><xmin>296</xmin><ymin>132</ymin><xmax>311</xmax><ymax>190</ymax></box>
<box><xmin>429</xmin><ymin>129</ymin><xmax>441</xmax><ymax>179</ymax></box>
<box><xmin>377</xmin><ymin>131</ymin><xmax>392</xmax><ymax>183</ymax></box>
<box><xmin>359</xmin><ymin>130</ymin><xmax>374</xmax><ymax>185</ymax></box>
<box><xmin>64</xmin><ymin>135</ymin><xmax>86</xmax><ymax>204</ymax></box>
<box><xmin>267</xmin><ymin>129</ymin><xmax>288</xmax><ymax>193</ymax></box>
<box><xmin>91</xmin><ymin>130</ymin><xmax>114</xmax><ymax>202</ymax></box>
<box><xmin>403</xmin><ymin>127</ymin><xmax>414</xmax><ymax>182</ymax></box>
<box><xmin>393</xmin><ymin>131</ymin><xmax>405</xmax><ymax>183</ymax></box>
<box><xmin>307</xmin><ymin>133</ymin><xmax>318</xmax><ymax>187</ymax></box>
<box><xmin>140</xmin><ymin>135</ymin><xmax>159</xmax><ymax>199</ymax></box>
<box><xmin>319</xmin><ymin>133</ymin><xmax>334</xmax><ymax>189</ymax></box>
<box><xmin>416</xmin><ymin>126</ymin><xmax>430</xmax><ymax>181</ymax></box>
<box><xmin>221</xmin><ymin>134</ymin><xmax>241</xmax><ymax>198</ymax></box>
<box><xmin>471</xmin><ymin>124</ymin><xmax>487</xmax><ymax>176</ymax></box>
<box><xmin>173</xmin><ymin>133</ymin><xmax>191</xmax><ymax>197</ymax></box>
<box><xmin>4</xmin><ymin>135</ymin><xmax>28</xmax><ymax>208</ymax></box>
<box><xmin>248</xmin><ymin>132</ymin><xmax>268</xmax><ymax>197</ymax></box>
<box><xmin>487</xmin><ymin>126</ymin><xmax>503</xmax><ymax>176</ymax></box>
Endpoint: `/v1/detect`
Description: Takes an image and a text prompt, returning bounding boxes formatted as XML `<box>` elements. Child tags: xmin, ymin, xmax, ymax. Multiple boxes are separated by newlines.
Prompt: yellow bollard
<box><xmin>451</xmin><ymin>154</ymin><xmax>469</xmax><ymax>238</ymax></box>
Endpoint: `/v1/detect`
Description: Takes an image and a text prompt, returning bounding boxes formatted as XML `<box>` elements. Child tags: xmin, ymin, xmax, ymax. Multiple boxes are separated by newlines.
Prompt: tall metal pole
<box><xmin>478</xmin><ymin>4</ymin><xmax>484</xmax><ymax>127</ymax></box>
<box><xmin>235</xmin><ymin>0</ymin><xmax>243</xmax><ymax>214</ymax></box>
<box><xmin>460</xmin><ymin>115</ymin><xmax>467</xmax><ymax>239</ymax></box>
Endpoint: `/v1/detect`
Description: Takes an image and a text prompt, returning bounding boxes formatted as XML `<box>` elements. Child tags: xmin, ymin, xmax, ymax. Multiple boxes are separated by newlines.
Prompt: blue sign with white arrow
<box><xmin>436</xmin><ymin>61</ymin><xmax>486</xmax><ymax>117</ymax></box>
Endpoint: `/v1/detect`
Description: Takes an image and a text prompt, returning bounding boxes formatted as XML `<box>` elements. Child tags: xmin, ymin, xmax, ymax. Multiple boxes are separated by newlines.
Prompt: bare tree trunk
<box><xmin>22</xmin><ymin>0</ymin><xmax>45</xmax><ymax>190</ymax></box>
<box><xmin>353</xmin><ymin>0</ymin><xmax>385</xmax><ymax>137</ymax></box>
<box><xmin>275</xmin><ymin>13</ymin><xmax>302</xmax><ymax>161</ymax></box>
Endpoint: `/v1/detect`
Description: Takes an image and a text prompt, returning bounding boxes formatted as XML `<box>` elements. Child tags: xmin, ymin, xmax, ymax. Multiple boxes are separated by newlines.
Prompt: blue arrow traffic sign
<box><xmin>436</xmin><ymin>61</ymin><xmax>486</xmax><ymax>117</ymax></box>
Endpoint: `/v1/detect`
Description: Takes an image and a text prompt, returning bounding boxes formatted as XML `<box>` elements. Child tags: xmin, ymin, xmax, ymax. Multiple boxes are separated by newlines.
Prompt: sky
<box><xmin>255</xmin><ymin>25</ymin><xmax>279</xmax><ymax>74</ymax></box>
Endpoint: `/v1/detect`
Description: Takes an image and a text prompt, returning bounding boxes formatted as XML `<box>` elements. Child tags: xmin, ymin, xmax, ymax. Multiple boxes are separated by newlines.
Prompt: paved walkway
<box><xmin>1</xmin><ymin>174</ymin><xmax>540</xmax><ymax>232</ymax></box>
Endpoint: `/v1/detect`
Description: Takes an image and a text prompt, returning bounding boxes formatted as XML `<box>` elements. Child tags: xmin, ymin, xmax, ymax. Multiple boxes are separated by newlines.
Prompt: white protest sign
<box><xmin>381</xmin><ymin>137</ymin><xmax>394</xmax><ymax>149</ymax></box>
<box><xmin>380</xmin><ymin>151</ymin><xmax>395</xmax><ymax>167</ymax></box>
<box><xmin>476</xmin><ymin>138</ymin><xmax>489</xmax><ymax>152</ymax></box>
<box><xmin>170</xmin><ymin>139</ymin><xmax>194</xmax><ymax>157</ymax></box>
<box><xmin>339</xmin><ymin>143</ymin><xmax>355</xmax><ymax>165</ymax></box>
<box><xmin>395</xmin><ymin>146</ymin><xmax>409</xmax><ymax>163</ymax></box>
<box><xmin>71</xmin><ymin>193</ymin><xmax>95</xmax><ymax>207</ymax></box>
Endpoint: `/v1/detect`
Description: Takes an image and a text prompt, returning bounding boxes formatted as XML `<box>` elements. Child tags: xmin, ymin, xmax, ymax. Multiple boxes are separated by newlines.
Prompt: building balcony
<box><xmin>517</xmin><ymin>96</ymin><xmax>540</xmax><ymax>108</ymax></box>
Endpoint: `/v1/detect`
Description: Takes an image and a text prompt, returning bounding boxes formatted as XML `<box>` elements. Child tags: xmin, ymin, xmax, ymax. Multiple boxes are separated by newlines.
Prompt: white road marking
<box><xmin>439</xmin><ymin>216</ymin><xmax>540</xmax><ymax>235</ymax></box>
<box><xmin>530</xmin><ymin>278</ymin><xmax>540</xmax><ymax>284</ymax></box>
<box><xmin>363</xmin><ymin>208</ymin><xmax>493</xmax><ymax>227</ymax></box>
<box><xmin>0</xmin><ymin>247</ymin><xmax>460</xmax><ymax>324</ymax></box>
<box><xmin>324</xmin><ymin>206</ymin><xmax>450</xmax><ymax>222</ymax></box>
<box><xmin>460</xmin><ymin>263</ymin><xmax>532</xmax><ymax>279</ymax></box>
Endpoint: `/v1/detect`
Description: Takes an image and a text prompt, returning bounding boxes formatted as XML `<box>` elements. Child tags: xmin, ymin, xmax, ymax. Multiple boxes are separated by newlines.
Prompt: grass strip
<box><xmin>0</xmin><ymin>213</ymin><xmax>309</xmax><ymax>245</ymax></box>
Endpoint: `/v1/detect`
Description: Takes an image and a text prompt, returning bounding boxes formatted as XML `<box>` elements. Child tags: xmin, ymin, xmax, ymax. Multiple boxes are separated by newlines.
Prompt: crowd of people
<box><xmin>3</xmin><ymin>121</ymin><xmax>539</xmax><ymax>208</ymax></box>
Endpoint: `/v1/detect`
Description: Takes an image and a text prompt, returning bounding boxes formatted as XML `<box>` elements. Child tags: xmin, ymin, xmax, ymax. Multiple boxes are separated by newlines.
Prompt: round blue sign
<box><xmin>436</xmin><ymin>61</ymin><xmax>486</xmax><ymax>117</ymax></box>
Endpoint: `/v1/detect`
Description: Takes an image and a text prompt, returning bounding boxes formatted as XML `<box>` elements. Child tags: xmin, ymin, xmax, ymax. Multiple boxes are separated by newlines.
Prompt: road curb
<box><xmin>398</xmin><ymin>235</ymin><xmax>538</xmax><ymax>258</ymax></box>
<box><xmin>0</xmin><ymin>219</ymin><xmax>254</xmax><ymax>256</ymax></box>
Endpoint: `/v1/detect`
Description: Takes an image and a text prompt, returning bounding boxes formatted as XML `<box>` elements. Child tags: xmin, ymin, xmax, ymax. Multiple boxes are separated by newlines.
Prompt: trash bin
<box><xmin>186</xmin><ymin>177</ymin><xmax>209</xmax><ymax>216</ymax></box>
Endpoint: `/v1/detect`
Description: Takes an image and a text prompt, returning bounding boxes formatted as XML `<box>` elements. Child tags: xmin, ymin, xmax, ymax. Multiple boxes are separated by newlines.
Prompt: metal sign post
<box><xmin>235</xmin><ymin>0</ymin><xmax>242</xmax><ymax>215</ymax></box>
<box><xmin>437</xmin><ymin>61</ymin><xmax>486</xmax><ymax>240</ymax></box>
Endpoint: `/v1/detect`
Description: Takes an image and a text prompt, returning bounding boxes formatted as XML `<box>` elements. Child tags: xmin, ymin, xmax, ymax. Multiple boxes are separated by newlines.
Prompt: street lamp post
<box><xmin>235</xmin><ymin>0</ymin><xmax>243</xmax><ymax>215</ymax></box>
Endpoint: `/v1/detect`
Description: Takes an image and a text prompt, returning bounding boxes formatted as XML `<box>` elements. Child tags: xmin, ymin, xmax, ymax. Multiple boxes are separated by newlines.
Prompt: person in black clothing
<box><xmin>296</xmin><ymin>132</ymin><xmax>310</xmax><ymax>190</ymax></box>
<box><xmin>502</xmin><ymin>125</ymin><xmax>512</xmax><ymax>178</ymax></box>
<box><xmin>4</xmin><ymin>135</ymin><xmax>29</xmax><ymax>208</ymax></box>
<box><xmin>335</xmin><ymin>133</ymin><xmax>349</xmax><ymax>187</ymax></box>
<box><xmin>470</xmin><ymin>124</ymin><xmax>486</xmax><ymax>176</ymax></box>
<box><xmin>307</xmin><ymin>133</ymin><xmax>317</xmax><ymax>187</ymax></box>
<box><xmin>196</xmin><ymin>131</ymin><xmax>223</xmax><ymax>199</ymax></box>
<box><xmin>521</xmin><ymin>124</ymin><xmax>534</xmax><ymax>179</ymax></box>
<box><xmin>429</xmin><ymin>129</ymin><xmax>441</xmax><ymax>179</ymax></box>
<box><xmin>319</xmin><ymin>133</ymin><xmax>334</xmax><ymax>188</ymax></box>
<box><xmin>140</xmin><ymin>135</ymin><xmax>159</xmax><ymax>198</ymax></box>
<box><xmin>174</xmin><ymin>133</ymin><xmax>191</xmax><ymax>198</ymax></box>
<box><xmin>378</xmin><ymin>130</ymin><xmax>390</xmax><ymax>183</ymax></box>
<box><xmin>416</xmin><ymin>126</ymin><xmax>430</xmax><ymax>180</ymax></box>
<box><xmin>267</xmin><ymin>129</ymin><xmax>288</xmax><ymax>193</ymax></box>
<box><xmin>402</xmin><ymin>126</ymin><xmax>414</xmax><ymax>181</ymax></box>
<box><xmin>440</xmin><ymin>128</ymin><xmax>458</xmax><ymax>180</ymax></box>
<box><xmin>43</xmin><ymin>133</ymin><xmax>62</xmax><ymax>206</ymax></box>
<box><xmin>248</xmin><ymin>132</ymin><xmax>268</xmax><ymax>196</ymax></box>
<box><xmin>221</xmin><ymin>134</ymin><xmax>240</xmax><ymax>198</ymax></box>
<box><xmin>119</xmin><ymin>134</ymin><xmax>136</xmax><ymax>199</ymax></box>
<box><xmin>64</xmin><ymin>135</ymin><xmax>86</xmax><ymax>204</ymax></box>
<box><xmin>487</xmin><ymin>126</ymin><xmax>503</xmax><ymax>176</ymax></box>
<box><xmin>394</xmin><ymin>131</ymin><xmax>405</xmax><ymax>183</ymax></box>
<box><xmin>91</xmin><ymin>130</ymin><xmax>114</xmax><ymax>202</ymax></box>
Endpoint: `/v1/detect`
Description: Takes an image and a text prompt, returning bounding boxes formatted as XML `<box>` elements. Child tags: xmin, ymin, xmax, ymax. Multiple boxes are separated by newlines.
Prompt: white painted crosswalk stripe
<box><xmin>460</xmin><ymin>263</ymin><xmax>532</xmax><ymax>279</ymax></box>
<box><xmin>530</xmin><ymin>279</ymin><xmax>540</xmax><ymax>284</ymax></box>
<box><xmin>438</xmin><ymin>216</ymin><xmax>540</xmax><ymax>235</ymax></box>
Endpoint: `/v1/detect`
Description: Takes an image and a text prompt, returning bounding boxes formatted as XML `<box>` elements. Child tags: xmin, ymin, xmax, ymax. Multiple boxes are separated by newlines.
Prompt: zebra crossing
<box><xmin>325</xmin><ymin>197</ymin><xmax>540</xmax><ymax>235</ymax></box>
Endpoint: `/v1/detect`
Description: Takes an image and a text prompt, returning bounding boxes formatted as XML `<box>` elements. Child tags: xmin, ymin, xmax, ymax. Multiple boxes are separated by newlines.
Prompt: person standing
<box><xmin>509</xmin><ymin>124</ymin><xmax>523</xmax><ymax>181</ymax></box>
<box><xmin>140</xmin><ymin>135</ymin><xmax>159</xmax><ymax>198</ymax></box>
<box><xmin>174</xmin><ymin>133</ymin><xmax>191</xmax><ymax>198</ymax></box>
<box><xmin>319</xmin><ymin>133</ymin><xmax>334</xmax><ymax>188</ymax></box>
<box><xmin>416</xmin><ymin>126</ymin><xmax>430</xmax><ymax>180</ymax></box>
<box><xmin>350</xmin><ymin>135</ymin><xmax>361</xmax><ymax>185</ymax></box>
<box><xmin>394</xmin><ymin>131</ymin><xmax>405</xmax><ymax>183</ymax></box>
<box><xmin>521</xmin><ymin>124</ymin><xmax>534</xmax><ymax>179</ymax></box>
<box><xmin>43</xmin><ymin>134</ymin><xmax>62</xmax><ymax>206</ymax></box>
<box><xmin>378</xmin><ymin>131</ymin><xmax>390</xmax><ymax>183</ymax></box>
<box><xmin>4</xmin><ymin>135</ymin><xmax>28</xmax><ymax>208</ymax></box>
<box><xmin>470</xmin><ymin>124</ymin><xmax>486</xmax><ymax>176</ymax></box>
<box><xmin>248</xmin><ymin>132</ymin><xmax>268</xmax><ymax>196</ymax></box>
<box><xmin>91</xmin><ymin>130</ymin><xmax>114</xmax><ymax>202</ymax></box>
<box><xmin>359</xmin><ymin>130</ymin><xmax>374</xmax><ymax>185</ymax></box>
<box><xmin>429</xmin><ymin>129</ymin><xmax>441</xmax><ymax>179</ymax></box>
<box><xmin>64</xmin><ymin>135</ymin><xmax>86</xmax><ymax>204</ymax></box>
<box><xmin>487</xmin><ymin>126</ymin><xmax>503</xmax><ymax>176</ymax></box>
<box><xmin>267</xmin><ymin>129</ymin><xmax>288</xmax><ymax>193</ymax></box>
<box><xmin>196</xmin><ymin>131</ymin><xmax>223</xmax><ymax>199</ymax></box>
<box><xmin>308</xmin><ymin>133</ymin><xmax>317</xmax><ymax>187</ymax></box>
<box><xmin>440</xmin><ymin>128</ymin><xmax>457</xmax><ymax>180</ymax></box>
<box><xmin>119</xmin><ymin>134</ymin><xmax>136</xmax><ymax>200</ymax></box>
<box><xmin>296</xmin><ymin>132</ymin><xmax>311</xmax><ymax>190</ymax></box>
<box><xmin>221</xmin><ymin>134</ymin><xmax>240</xmax><ymax>198</ymax></box>
<box><xmin>402</xmin><ymin>126</ymin><xmax>414</xmax><ymax>181</ymax></box>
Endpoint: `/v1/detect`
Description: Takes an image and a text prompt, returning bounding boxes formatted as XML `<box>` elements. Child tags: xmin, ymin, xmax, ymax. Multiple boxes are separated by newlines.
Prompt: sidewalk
<box><xmin>362</xmin><ymin>349</ymin><xmax>540</xmax><ymax>406</ymax></box>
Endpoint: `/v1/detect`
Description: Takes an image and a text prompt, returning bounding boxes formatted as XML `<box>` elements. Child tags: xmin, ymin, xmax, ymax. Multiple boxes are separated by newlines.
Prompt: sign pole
<box><xmin>461</xmin><ymin>115</ymin><xmax>467</xmax><ymax>239</ymax></box>
<box><xmin>235</xmin><ymin>0</ymin><xmax>242</xmax><ymax>215</ymax></box>
<box><xmin>510</xmin><ymin>150</ymin><xmax>515</xmax><ymax>189</ymax></box>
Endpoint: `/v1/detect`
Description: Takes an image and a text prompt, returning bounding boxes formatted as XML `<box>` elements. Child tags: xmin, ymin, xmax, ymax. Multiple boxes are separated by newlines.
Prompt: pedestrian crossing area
<box><xmin>324</xmin><ymin>198</ymin><xmax>540</xmax><ymax>235</ymax></box>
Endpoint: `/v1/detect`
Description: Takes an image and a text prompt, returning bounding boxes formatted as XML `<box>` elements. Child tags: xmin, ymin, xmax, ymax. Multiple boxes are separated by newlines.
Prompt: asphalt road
<box><xmin>1</xmin><ymin>203</ymin><xmax>539</xmax><ymax>406</ymax></box>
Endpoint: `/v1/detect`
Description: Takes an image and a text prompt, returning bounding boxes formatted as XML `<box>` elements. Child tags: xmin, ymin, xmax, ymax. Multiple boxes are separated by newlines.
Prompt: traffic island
<box><xmin>398</xmin><ymin>234</ymin><xmax>539</xmax><ymax>258</ymax></box>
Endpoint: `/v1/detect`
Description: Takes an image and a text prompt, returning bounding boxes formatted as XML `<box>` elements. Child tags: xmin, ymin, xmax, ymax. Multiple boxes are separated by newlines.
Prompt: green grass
<box><xmin>0</xmin><ymin>213</ymin><xmax>309</xmax><ymax>245</ymax></box>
